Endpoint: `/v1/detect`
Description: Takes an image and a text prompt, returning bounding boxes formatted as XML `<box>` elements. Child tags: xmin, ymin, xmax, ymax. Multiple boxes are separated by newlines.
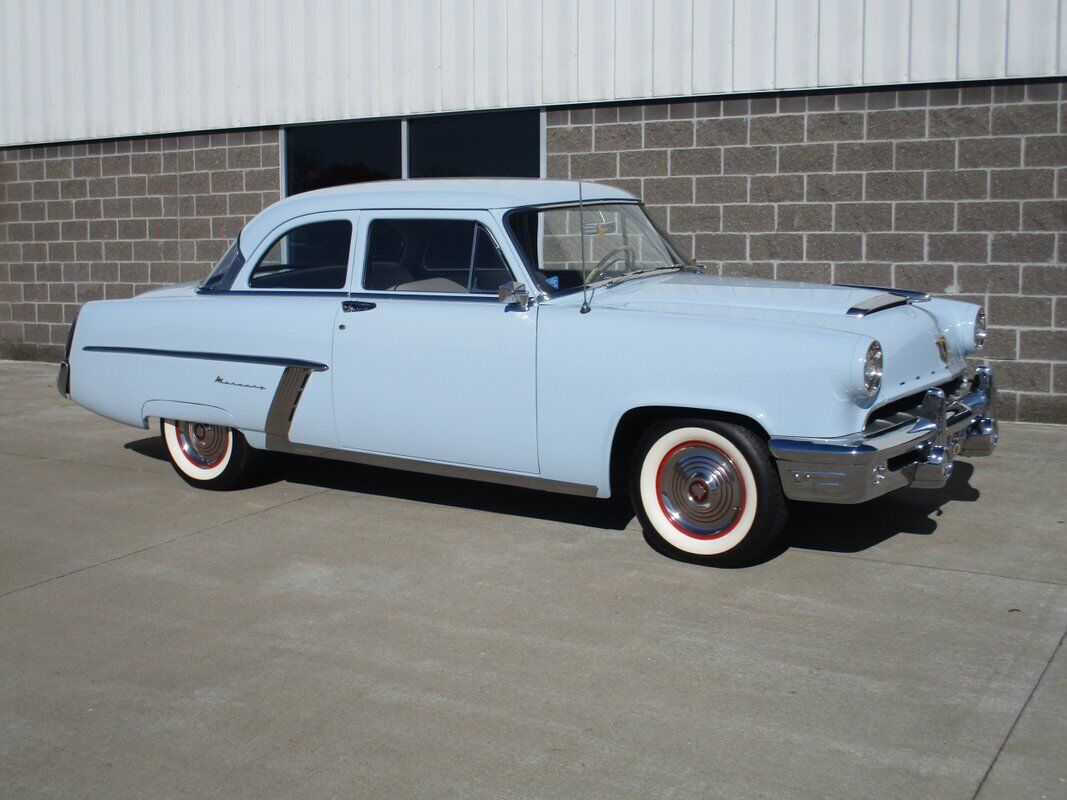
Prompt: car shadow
<box><xmin>787</xmin><ymin>460</ymin><xmax>979</xmax><ymax>553</ymax></box>
<box><xmin>123</xmin><ymin>436</ymin><xmax>980</xmax><ymax>554</ymax></box>
<box><xmin>123</xmin><ymin>435</ymin><xmax>636</xmax><ymax>530</ymax></box>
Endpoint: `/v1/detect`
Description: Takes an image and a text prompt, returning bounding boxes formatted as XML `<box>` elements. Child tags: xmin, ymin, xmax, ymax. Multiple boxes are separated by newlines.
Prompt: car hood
<box><xmin>587</xmin><ymin>272</ymin><xmax>894</xmax><ymax>319</ymax></box>
<box><xmin>565</xmin><ymin>272</ymin><xmax>973</xmax><ymax>403</ymax></box>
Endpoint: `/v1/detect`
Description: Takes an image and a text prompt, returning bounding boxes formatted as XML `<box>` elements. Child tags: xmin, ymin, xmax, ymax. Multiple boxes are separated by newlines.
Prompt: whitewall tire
<box><xmin>161</xmin><ymin>420</ymin><xmax>258</xmax><ymax>490</ymax></box>
<box><xmin>630</xmin><ymin>419</ymin><xmax>787</xmax><ymax>566</ymax></box>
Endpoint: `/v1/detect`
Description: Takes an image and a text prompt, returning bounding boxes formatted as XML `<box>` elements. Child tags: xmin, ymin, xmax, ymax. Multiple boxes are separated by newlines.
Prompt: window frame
<box><xmin>236</xmin><ymin>211</ymin><xmax>360</xmax><ymax>294</ymax></box>
<box><xmin>354</xmin><ymin>210</ymin><xmax>525</xmax><ymax>299</ymax></box>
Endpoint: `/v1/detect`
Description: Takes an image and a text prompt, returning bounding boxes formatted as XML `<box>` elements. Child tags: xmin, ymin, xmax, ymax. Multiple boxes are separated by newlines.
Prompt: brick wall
<box><xmin>547</xmin><ymin>80</ymin><xmax>1067</xmax><ymax>423</ymax></box>
<box><xmin>0</xmin><ymin>130</ymin><xmax>281</xmax><ymax>361</ymax></box>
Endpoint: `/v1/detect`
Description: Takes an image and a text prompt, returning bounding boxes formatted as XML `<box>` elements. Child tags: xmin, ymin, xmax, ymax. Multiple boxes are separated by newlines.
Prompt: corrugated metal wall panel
<box><xmin>1</xmin><ymin>0</ymin><xmax>1064</xmax><ymax>146</ymax></box>
<box><xmin>541</xmin><ymin>0</ymin><xmax>580</xmax><ymax>104</ymax></box>
<box><xmin>776</xmin><ymin>0</ymin><xmax>820</xmax><ymax>90</ymax></box>
<box><xmin>909</xmin><ymin>0</ymin><xmax>959</xmax><ymax>83</ymax></box>
<box><xmin>653</xmin><ymin>0</ymin><xmax>694</xmax><ymax>97</ymax></box>
<box><xmin>862</xmin><ymin>0</ymin><xmax>911</xmax><ymax>85</ymax></box>
<box><xmin>818</xmin><ymin>0</ymin><xmax>864</xmax><ymax>86</ymax></box>
<box><xmin>732</xmin><ymin>0</ymin><xmax>777</xmax><ymax>91</ymax></box>
<box><xmin>958</xmin><ymin>0</ymin><xmax>1008</xmax><ymax>79</ymax></box>
<box><xmin>1006</xmin><ymin>0</ymin><xmax>1060</xmax><ymax>76</ymax></box>
<box><xmin>691</xmin><ymin>0</ymin><xmax>733</xmax><ymax>93</ymax></box>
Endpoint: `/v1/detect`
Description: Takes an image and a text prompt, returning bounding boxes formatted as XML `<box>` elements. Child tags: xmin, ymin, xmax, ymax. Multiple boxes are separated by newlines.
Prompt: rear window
<box><xmin>198</xmin><ymin>238</ymin><xmax>244</xmax><ymax>292</ymax></box>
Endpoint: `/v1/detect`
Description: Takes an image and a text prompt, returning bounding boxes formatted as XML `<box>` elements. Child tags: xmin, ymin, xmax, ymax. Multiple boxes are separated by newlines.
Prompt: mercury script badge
<box><xmin>215</xmin><ymin>376</ymin><xmax>266</xmax><ymax>391</ymax></box>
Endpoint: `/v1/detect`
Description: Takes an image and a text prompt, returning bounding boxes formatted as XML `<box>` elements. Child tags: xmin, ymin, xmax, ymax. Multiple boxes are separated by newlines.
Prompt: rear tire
<box><xmin>630</xmin><ymin>419</ymin><xmax>787</xmax><ymax>567</ymax></box>
<box><xmin>161</xmin><ymin>419</ymin><xmax>258</xmax><ymax>490</ymax></box>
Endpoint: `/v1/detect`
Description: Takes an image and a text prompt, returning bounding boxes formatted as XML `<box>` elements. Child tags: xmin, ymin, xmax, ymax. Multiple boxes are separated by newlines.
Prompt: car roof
<box><xmin>240</xmin><ymin>178</ymin><xmax>638</xmax><ymax>254</ymax></box>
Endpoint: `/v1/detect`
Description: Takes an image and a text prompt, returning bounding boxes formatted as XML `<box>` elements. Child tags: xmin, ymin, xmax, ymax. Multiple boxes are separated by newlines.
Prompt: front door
<box><xmin>331</xmin><ymin>211</ymin><xmax>539</xmax><ymax>474</ymax></box>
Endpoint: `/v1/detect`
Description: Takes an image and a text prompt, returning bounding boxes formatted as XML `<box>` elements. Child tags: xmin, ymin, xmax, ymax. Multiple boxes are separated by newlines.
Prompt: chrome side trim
<box><xmin>265</xmin><ymin>439</ymin><xmax>600</xmax><ymax>498</ymax></box>
<box><xmin>845</xmin><ymin>292</ymin><xmax>910</xmax><ymax>317</ymax></box>
<box><xmin>82</xmin><ymin>346</ymin><xmax>328</xmax><ymax>372</ymax></box>
<box><xmin>264</xmin><ymin>366</ymin><xmax>313</xmax><ymax>439</ymax></box>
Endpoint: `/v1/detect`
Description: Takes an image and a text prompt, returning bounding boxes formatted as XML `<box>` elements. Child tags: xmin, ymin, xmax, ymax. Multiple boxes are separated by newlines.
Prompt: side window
<box><xmin>249</xmin><ymin>220</ymin><xmax>352</xmax><ymax>290</ymax></box>
<box><xmin>471</xmin><ymin>226</ymin><xmax>511</xmax><ymax>293</ymax></box>
<box><xmin>362</xmin><ymin>219</ymin><xmax>512</xmax><ymax>294</ymax></box>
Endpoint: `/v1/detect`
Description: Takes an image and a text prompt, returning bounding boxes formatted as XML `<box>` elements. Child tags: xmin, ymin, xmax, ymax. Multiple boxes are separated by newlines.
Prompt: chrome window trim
<box><xmin>349</xmin><ymin>291</ymin><xmax>500</xmax><ymax>303</ymax></box>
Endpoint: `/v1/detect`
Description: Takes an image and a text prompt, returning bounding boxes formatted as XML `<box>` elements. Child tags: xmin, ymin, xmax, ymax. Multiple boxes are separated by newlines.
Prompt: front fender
<box><xmin>535</xmin><ymin>305</ymin><xmax>869</xmax><ymax>496</ymax></box>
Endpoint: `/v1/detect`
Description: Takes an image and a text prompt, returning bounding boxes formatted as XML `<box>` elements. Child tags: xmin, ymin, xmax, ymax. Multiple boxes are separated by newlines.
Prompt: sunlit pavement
<box><xmin>1</xmin><ymin>360</ymin><xmax>1064</xmax><ymax>799</ymax></box>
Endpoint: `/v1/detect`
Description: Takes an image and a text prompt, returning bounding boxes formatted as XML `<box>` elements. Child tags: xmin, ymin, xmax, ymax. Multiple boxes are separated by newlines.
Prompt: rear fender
<box><xmin>141</xmin><ymin>400</ymin><xmax>237</xmax><ymax>430</ymax></box>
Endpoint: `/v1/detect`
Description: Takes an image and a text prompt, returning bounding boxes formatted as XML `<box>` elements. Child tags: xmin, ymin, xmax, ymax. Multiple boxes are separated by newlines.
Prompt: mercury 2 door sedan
<box><xmin>57</xmin><ymin>179</ymin><xmax>998</xmax><ymax>566</ymax></box>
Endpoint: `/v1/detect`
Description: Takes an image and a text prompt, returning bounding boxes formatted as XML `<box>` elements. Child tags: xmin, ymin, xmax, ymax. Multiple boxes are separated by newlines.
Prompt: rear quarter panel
<box><xmin>69</xmin><ymin>294</ymin><xmax>338</xmax><ymax>446</ymax></box>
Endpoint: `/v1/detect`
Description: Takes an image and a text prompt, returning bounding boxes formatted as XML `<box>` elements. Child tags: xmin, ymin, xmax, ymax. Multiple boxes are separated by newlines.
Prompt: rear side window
<box><xmin>249</xmin><ymin>220</ymin><xmax>352</xmax><ymax>290</ymax></box>
<box><xmin>199</xmin><ymin>238</ymin><xmax>244</xmax><ymax>292</ymax></box>
<box><xmin>362</xmin><ymin>219</ymin><xmax>512</xmax><ymax>294</ymax></box>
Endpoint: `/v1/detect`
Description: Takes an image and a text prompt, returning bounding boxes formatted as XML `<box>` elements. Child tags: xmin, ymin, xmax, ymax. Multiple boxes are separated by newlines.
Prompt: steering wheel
<box><xmin>584</xmin><ymin>245</ymin><xmax>634</xmax><ymax>285</ymax></box>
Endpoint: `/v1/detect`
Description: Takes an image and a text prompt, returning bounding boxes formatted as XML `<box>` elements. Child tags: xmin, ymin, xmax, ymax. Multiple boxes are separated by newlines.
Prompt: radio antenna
<box><xmin>579</xmin><ymin>180</ymin><xmax>591</xmax><ymax>314</ymax></box>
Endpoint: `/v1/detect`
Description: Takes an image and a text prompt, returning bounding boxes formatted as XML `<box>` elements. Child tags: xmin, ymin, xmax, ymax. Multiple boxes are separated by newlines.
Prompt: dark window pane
<box><xmin>424</xmin><ymin>221</ymin><xmax>474</xmax><ymax>271</ymax></box>
<box><xmin>286</xmin><ymin>120</ymin><xmax>401</xmax><ymax>195</ymax></box>
<box><xmin>249</xmin><ymin>220</ymin><xmax>352</xmax><ymax>289</ymax></box>
<box><xmin>362</xmin><ymin>219</ymin><xmax>511</xmax><ymax>294</ymax></box>
<box><xmin>408</xmin><ymin>110</ymin><xmax>540</xmax><ymax>179</ymax></box>
<box><xmin>471</xmin><ymin>227</ymin><xmax>510</xmax><ymax>293</ymax></box>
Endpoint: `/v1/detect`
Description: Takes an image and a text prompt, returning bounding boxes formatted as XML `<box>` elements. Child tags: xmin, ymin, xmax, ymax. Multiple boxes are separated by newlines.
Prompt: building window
<box><xmin>285</xmin><ymin>120</ymin><xmax>402</xmax><ymax>195</ymax></box>
<box><xmin>408</xmin><ymin>110</ymin><xmax>540</xmax><ymax>179</ymax></box>
<box><xmin>284</xmin><ymin>110</ymin><xmax>541</xmax><ymax>196</ymax></box>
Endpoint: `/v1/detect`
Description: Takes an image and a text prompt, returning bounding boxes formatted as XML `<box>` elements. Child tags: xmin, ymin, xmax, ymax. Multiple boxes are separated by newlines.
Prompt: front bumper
<box><xmin>769</xmin><ymin>366</ymin><xmax>998</xmax><ymax>504</ymax></box>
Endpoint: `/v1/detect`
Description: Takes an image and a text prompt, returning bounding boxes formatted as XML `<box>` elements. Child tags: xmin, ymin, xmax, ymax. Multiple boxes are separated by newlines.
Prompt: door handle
<box><xmin>342</xmin><ymin>300</ymin><xmax>377</xmax><ymax>313</ymax></box>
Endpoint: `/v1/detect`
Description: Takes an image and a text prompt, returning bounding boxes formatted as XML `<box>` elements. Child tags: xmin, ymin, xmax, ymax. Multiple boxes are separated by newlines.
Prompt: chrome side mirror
<box><xmin>498</xmin><ymin>281</ymin><xmax>531</xmax><ymax>310</ymax></box>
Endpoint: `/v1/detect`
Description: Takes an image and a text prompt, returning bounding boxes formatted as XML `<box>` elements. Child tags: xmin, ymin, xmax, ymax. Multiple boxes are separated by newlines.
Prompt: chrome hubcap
<box><xmin>658</xmin><ymin>442</ymin><xmax>744</xmax><ymax>537</ymax></box>
<box><xmin>176</xmin><ymin>421</ymin><xmax>228</xmax><ymax>468</ymax></box>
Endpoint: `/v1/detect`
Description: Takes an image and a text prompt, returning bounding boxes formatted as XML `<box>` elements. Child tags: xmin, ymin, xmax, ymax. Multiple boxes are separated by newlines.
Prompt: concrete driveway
<box><xmin>1</xmin><ymin>360</ymin><xmax>1064</xmax><ymax>800</ymax></box>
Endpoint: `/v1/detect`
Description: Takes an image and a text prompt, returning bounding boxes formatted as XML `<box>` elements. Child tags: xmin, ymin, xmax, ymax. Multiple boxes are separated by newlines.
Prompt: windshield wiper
<box><xmin>602</xmin><ymin>266</ymin><xmax>684</xmax><ymax>289</ymax></box>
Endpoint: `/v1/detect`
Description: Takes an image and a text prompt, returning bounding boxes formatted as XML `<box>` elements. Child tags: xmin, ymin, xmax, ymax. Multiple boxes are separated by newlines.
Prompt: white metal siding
<box><xmin>1</xmin><ymin>0</ymin><xmax>1064</xmax><ymax>146</ymax></box>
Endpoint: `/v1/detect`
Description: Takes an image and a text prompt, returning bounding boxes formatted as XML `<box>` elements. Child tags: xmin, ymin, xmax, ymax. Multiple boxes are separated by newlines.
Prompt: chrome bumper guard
<box><xmin>769</xmin><ymin>366</ymin><xmax>998</xmax><ymax>504</ymax></box>
<box><xmin>56</xmin><ymin>361</ymin><xmax>70</xmax><ymax>399</ymax></box>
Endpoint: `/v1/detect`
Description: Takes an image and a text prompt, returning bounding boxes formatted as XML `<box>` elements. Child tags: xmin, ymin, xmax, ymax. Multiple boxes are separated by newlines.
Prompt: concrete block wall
<box><xmin>547</xmin><ymin>80</ymin><xmax>1067</xmax><ymax>423</ymax></box>
<box><xmin>0</xmin><ymin>130</ymin><xmax>281</xmax><ymax>361</ymax></box>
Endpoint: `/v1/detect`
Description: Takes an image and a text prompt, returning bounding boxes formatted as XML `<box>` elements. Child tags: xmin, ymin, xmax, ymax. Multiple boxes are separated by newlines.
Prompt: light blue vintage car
<box><xmin>57</xmin><ymin>179</ymin><xmax>997</xmax><ymax>566</ymax></box>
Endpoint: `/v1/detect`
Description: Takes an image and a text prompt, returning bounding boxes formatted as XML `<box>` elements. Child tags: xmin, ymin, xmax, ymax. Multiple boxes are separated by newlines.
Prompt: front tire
<box><xmin>630</xmin><ymin>419</ymin><xmax>787</xmax><ymax>567</ymax></box>
<box><xmin>161</xmin><ymin>419</ymin><xmax>257</xmax><ymax>490</ymax></box>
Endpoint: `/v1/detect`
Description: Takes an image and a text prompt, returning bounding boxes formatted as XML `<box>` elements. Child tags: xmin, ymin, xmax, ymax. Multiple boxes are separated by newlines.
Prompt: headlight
<box><xmin>864</xmin><ymin>341</ymin><xmax>883</xmax><ymax>396</ymax></box>
<box><xmin>974</xmin><ymin>308</ymin><xmax>987</xmax><ymax>351</ymax></box>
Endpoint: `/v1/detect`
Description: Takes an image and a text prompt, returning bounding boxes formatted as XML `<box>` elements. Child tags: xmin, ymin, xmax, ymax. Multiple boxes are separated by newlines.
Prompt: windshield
<box><xmin>507</xmin><ymin>202</ymin><xmax>687</xmax><ymax>294</ymax></box>
<box><xmin>198</xmin><ymin>237</ymin><xmax>244</xmax><ymax>291</ymax></box>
